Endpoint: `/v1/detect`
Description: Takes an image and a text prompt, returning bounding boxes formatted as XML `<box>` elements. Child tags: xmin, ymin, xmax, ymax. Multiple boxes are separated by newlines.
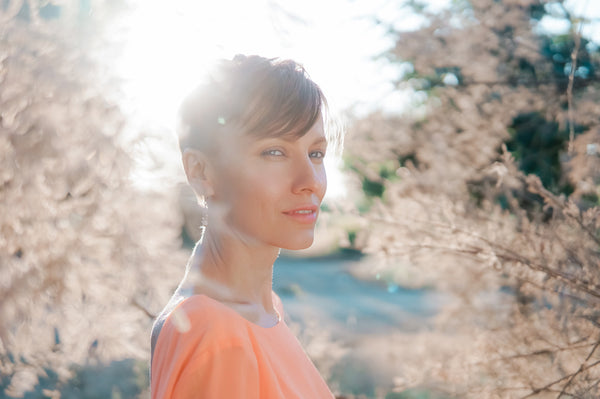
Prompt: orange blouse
<box><xmin>151</xmin><ymin>293</ymin><xmax>334</xmax><ymax>398</ymax></box>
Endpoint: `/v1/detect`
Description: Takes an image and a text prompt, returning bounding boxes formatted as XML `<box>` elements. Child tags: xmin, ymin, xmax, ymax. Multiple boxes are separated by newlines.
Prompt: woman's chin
<box><xmin>286</xmin><ymin>243</ymin><xmax>313</xmax><ymax>251</ymax></box>
<box><xmin>277</xmin><ymin>235</ymin><xmax>315</xmax><ymax>251</ymax></box>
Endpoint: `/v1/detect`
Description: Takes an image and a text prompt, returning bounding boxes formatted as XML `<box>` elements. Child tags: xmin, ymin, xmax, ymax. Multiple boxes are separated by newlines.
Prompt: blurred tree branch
<box><xmin>0</xmin><ymin>2</ymin><xmax>186</xmax><ymax>396</ymax></box>
<box><xmin>345</xmin><ymin>0</ymin><xmax>600</xmax><ymax>397</ymax></box>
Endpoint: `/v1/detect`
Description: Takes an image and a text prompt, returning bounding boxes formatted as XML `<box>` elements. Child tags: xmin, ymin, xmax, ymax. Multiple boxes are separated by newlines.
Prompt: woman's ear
<box><xmin>182</xmin><ymin>148</ymin><xmax>215</xmax><ymax>199</ymax></box>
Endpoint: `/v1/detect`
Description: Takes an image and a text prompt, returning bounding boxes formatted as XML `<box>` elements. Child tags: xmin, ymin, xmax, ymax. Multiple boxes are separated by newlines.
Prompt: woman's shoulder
<box><xmin>150</xmin><ymin>295</ymin><xmax>264</xmax><ymax>398</ymax></box>
<box><xmin>159</xmin><ymin>295</ymin><xmax>251</xmax><ymax>347</ymax></box>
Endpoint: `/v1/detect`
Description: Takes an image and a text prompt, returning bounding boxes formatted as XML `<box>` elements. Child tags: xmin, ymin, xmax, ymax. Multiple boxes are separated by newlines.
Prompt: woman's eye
<box><xmin>262</xmin><ymin>149</ymin><xmax>284</xmax><ymax>157</ymax></box>
<box><xmin>310</xmin><ymin>150</ymin><xmax>325</xmax><ymax>159</ymax></box>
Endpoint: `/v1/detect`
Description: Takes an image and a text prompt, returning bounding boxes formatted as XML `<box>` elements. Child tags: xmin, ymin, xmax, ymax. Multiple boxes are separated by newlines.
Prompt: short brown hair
<box><xmin>178</xmin><ymin>54</ymin><xmax>326</xmax><ymax>152</ymax></box>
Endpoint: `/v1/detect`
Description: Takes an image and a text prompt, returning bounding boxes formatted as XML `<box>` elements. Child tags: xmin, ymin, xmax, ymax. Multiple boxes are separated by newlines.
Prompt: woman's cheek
<box><xmin>317</xmin><ymin>168</ymin><xmax>327</xmax><ymax>198</ymax></box>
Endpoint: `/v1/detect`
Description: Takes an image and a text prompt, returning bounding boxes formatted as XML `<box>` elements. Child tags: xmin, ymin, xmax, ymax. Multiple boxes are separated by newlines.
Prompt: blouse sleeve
<box><xmin>169</xmin><ymin>344</ymin><xmax>260</xmax><ymax>399</ymax></box>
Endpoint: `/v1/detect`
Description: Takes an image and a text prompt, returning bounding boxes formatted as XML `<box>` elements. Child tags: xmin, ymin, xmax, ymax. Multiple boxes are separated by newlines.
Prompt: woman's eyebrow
<box><xmin>274</xmin><ymin>135</ymin><xmax>328</xmax><ymax>145</ymax></box>
<box><xmin>312</xmin><ymin>137</ymin><xmax>328</xmax><ymax>145</ymax></box>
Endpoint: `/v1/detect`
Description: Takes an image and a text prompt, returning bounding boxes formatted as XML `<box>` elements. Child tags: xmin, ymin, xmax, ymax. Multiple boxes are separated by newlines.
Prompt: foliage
<box><xmin>506</xmin><ymin>111</ymin><xmax>573</xmax><ymax>195</ymax></box>
<box><xmin>0</xmin><ymin>2</ymin><xmax>185</xmax><ymax>396</ymax></box>
<box><xmin>345</xmin><ymin>0</ymin><xmax>600</xmax><ymax>397</ymax></box>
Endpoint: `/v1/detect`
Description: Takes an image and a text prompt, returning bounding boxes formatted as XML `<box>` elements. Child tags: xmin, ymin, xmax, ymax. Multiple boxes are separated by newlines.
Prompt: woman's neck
<box><xmin>186</xmin><ymin>227</ymin><xmax>281</xmax><ymax>318</ymax></box>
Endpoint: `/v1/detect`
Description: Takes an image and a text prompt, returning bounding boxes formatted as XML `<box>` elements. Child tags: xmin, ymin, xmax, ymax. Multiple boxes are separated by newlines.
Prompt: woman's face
<box><xmin>208</xmin><ymin>118</ymin><xmax>327</xmax><ymax>250</ymax></box>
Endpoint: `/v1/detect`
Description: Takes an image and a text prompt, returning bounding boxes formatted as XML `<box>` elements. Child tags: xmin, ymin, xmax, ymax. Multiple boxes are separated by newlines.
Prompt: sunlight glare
<box><xmin>115</xmin><ymin>0</ymin><xmax>275</xmax><ymax>129</ymax></box>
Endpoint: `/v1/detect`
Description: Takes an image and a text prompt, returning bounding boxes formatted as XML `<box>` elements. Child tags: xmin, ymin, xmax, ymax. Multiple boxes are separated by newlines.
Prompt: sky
<box><xmin>111</xmin><ymin>0</ymin><xmax>600</xmax><ymax>195</ymax></box>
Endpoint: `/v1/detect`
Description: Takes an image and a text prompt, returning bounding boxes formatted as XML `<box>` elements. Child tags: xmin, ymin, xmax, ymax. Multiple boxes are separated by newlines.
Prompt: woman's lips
<box><xmin>282</xmin><ymin>206</ymin><xmax>319</xmax><ymax>224</ymax></box>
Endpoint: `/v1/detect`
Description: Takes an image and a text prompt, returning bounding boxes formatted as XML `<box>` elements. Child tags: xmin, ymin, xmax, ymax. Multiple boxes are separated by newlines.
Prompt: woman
<box><xmin>151</xmin><ymin>55</ymin><xmax>338</xmax><ymax>398</ymax></box>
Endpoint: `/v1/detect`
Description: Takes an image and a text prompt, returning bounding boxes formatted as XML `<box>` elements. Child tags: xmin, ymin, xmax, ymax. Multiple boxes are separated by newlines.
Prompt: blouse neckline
<box><xmin>183</xmin><ymin>293</ymin><xmax>283</xmax><ymax>330</ymax></box>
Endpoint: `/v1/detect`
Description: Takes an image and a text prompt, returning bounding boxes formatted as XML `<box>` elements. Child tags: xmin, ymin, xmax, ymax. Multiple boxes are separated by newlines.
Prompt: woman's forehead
<box><xmin>253</xmin><ymin>120</ymin><xmax>326</xmax><ymax>145</ymax></box>
<box><xmin>270</xmin><ymin>115</ymin><xmax>324</xmax><ymax>139</ymax></box>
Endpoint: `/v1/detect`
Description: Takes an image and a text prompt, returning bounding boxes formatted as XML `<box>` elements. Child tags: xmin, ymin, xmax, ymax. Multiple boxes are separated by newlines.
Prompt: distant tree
<box><xmin>0</xmin><ymin>2</ymin><xmax>185</xmax><ymax>396</ymax></box>
<box><xmin>345</xmin><ymin>0</ymin><xmax>600</xmax><ymax>397</ymax></box>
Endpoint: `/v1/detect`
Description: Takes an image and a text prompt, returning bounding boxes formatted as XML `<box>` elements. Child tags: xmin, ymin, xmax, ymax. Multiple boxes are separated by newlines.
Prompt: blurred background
<box><xmin>1</xmin><ymin>0</ymin><xmax>600</xmax><ymax>398</ymax></box>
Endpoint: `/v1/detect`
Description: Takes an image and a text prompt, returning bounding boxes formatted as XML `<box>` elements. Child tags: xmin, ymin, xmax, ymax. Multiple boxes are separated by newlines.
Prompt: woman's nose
<box><xmin>291</xmin><ymin>157</ymin><xmax>327</xmax><ymax>196</ymax></box>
